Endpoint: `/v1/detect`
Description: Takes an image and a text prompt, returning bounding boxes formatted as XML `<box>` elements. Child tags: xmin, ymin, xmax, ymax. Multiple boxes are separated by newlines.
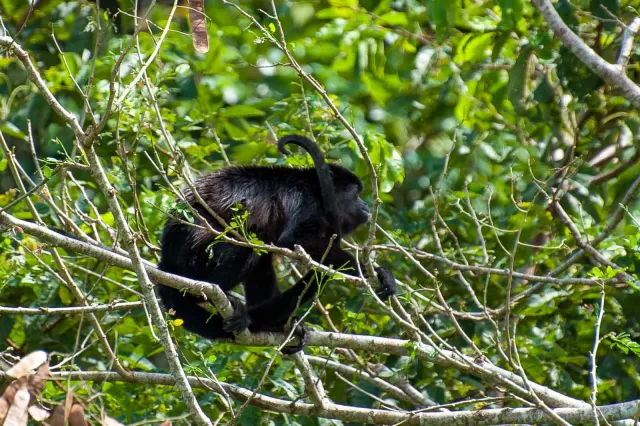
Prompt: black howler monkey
<box><xmin>157</xmin><ymin>135</ymin><xmax>396</xmax><ymax>352</ymax></box>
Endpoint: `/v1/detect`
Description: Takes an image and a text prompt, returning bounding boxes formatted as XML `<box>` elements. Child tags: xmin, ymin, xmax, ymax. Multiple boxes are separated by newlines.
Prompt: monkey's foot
<box><xmin>375</xmin><ymin>267</ymin><xmax>397</xmax><ymax>301</ymax></box>
<box><xmin>281</xmin><ymin>318</ymin><xmax>307</xmax><ymax>355</ymax></box>
<box><xmin>222</xmin><ymin>299</ymin><xmax>251</xmax><ymax>333</ymax></box>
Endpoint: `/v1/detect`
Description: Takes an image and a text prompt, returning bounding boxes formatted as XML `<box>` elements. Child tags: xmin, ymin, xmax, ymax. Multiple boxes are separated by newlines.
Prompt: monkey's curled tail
<box><xmin>277</xmin><ymin>134</ymin><xmax>339</xmax><ymax>231</ymax></box>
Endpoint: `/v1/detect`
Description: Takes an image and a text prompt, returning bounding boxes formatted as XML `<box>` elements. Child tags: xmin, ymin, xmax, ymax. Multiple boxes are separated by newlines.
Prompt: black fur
<box><xmin>158</xmin><ymin>135</ymin><xmax>396</xmax><ymax>351</ymax></box>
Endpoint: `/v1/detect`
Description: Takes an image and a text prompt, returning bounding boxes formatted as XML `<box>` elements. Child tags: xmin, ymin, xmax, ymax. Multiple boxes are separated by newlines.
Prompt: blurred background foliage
<box><xmin>1</xmin><ymin>0</ymin><xmax>640</xmax><ymax>424</ymax></box>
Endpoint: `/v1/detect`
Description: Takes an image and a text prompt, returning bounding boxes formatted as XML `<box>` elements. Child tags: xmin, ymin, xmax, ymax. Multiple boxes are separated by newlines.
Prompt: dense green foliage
<box><xmin>1</xmin><ymin>0</ymin><xmax>640</xmax><ymax>424</ymax></box>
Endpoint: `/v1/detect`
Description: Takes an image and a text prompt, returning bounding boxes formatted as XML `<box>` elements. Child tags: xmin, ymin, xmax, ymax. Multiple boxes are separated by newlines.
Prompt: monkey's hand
<box><xmin>375</xmin><ymin>267</ymin><xmax>397</xmax><ymax>301</ymax></box>
<box><xmin>281</xmin><ymin>317</ymin><xmax>308</xmax><ymax>355</ymax></box>
<box><xmin>222</xmin><ymin>298</ymin><xmax>252</xmax><ymax>333</ymax></box>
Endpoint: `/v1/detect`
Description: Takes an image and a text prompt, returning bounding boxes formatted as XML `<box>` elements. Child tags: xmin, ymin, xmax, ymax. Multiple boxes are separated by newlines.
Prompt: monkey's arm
<box><xmin>157</xmin><ymin>285</ymin><xmax>236</xmax><ymax>339</ymax></box>
<box><xmin>322</xmin><ymin>246</ymin><xmax>397</xmax><ymax>300</ymax></box>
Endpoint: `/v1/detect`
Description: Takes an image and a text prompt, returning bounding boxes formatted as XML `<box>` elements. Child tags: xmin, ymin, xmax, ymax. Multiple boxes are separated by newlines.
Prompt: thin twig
<box><xmin>589</xmin><ymin>282</ymin><xmax>607</xmax><ymax>426</ymax></box>
<box><xmin>0</xmin><ymin>302</ymin><xmax>142</xmax><ymax>315</ymax></box>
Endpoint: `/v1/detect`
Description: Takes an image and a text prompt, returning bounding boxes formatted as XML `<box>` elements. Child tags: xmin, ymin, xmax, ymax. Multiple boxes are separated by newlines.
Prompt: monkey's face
<box><xmin>338</xmin><ymin>183</ymin><xmax>370</xmax><ymax>235</ymax></box>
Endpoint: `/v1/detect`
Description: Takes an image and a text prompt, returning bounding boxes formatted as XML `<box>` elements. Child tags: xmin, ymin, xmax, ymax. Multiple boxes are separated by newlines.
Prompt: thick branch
<box><xmin>306</xmin><ymin>356</ymin><xmax>426</xmax><ymax>406</ymax></box>
<box><xmin>388</xmin><ymin>246</ymin><xmax>617</xmax><ymax>286</ymax></box>
<box><xmin>532</xmin><ymin>0</ymin><xmax>640</xmax><ymax>107</ymax></box>
<box><xmin>35</xmin><ymin>371</ymin><xmax>640</xmax><ymax>425</ymax></box>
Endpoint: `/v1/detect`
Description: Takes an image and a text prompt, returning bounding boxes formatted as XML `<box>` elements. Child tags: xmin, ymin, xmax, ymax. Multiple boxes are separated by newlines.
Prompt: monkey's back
<box><xmin>158</xmin><ymin>165</ymin><xmax>324</xmax><ymax>282</ymax></box>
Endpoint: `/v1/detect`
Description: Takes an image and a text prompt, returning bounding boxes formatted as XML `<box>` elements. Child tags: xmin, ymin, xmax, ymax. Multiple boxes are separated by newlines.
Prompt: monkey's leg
<box><xmin>157</xmin><ymin>285</ymin><xmax>233</xmax><ymax>339</ymax></box>
<box><xmin>222</xmin><ymin>255</ymin><xmax>280</xmax><ymax>333</ymax></box>
<box><xmin>243</xmin><ymin>255</ymin><xmax>281</xmax><ymax>306</ymax></box>
<box><xmin>242</xmin><ymin>271</ymin><xmax>318</xmax><ymax>354</ymax></box>
<box><xmin>245</xmin><ymin>270</ymin><xmax>318</xmax><ymax>328</ymax></box>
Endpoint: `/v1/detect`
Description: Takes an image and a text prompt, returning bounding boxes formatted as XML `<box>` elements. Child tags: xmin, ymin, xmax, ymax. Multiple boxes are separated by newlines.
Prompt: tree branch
<box><xmin>532</xmin><ymin>0</ymin><xmax>640</xmax><ymax>106</ymax></box>
<box><xmin>33</xmin><ymin>370</ymin><xmax>640</xmax><ymax>425</ymax></box>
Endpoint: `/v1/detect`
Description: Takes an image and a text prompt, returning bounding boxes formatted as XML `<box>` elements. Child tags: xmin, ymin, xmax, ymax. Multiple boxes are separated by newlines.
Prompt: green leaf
<box><xmin>361</xmin><ymin>73</ymin><xmax>390</xmax><ymax>104</ymax></box>
<box><xmin>455</xmin><ymin>79</ymin><xmax>478</xmax><ymax>122</ymax></box>
<box><xmin>333</xmin><ymin>49</ymin><xmax>356</xmax><ymax>72</ymax></box>
<box><xmin>492</xmin><ymin>32</ymin><xmax>510</xmax><ymax>61</ymax></box>
<box><xmin>432</xmin><ymin>0</ymin><xmax>458</xmax><ymax>29</ymax></box>
<box><xmin>379</xmin><ymin>11</ymin><xmax>408</xmax><ymax>26</ymax></box>
<box><xmin>608</xmin><ymin>333</ymin><xmax>640</xmax><ymax>358</ymax></box>
<box><xmin>220</xmin><ymin>105</ymin><xmax>266</xmax><ymax>118</ymax></box>
<box><xmin>42</xmin><ymin>165</ymin><xmax>53</xmax><ymax>179</ymax></box>
<box><xmin>316</xmin><ymin>7</ymin><xmax>353</xmax><ymax>19</ymax></box>
<box><xmin>232</xmin><ymin>141</ymin><xmax>269</xmax><ymax>163</ymax></box>
<box><xmin>58</xmin><ymin>285</ymin><xmax>74</xmax><ymax>304</ymax></box>
<box><xmin>329</xmin><ymin>0</ymin><xmax>358</xmax><ymax>7</ymax></box>
<box><xmin>222</xmin><ymin>121</ymin><xmax>246</xmax><ymax>139</ymax></box>
<box><xmin>499</xmin><ymin>0</ymin><xmax>524</xmax><ymax>29</ymax></box>
<box><xmin>590</xmin><ymin>267</ymin><xmax>604</xmax><ymax>278</ymax></box>
<box><xmin>455</xmin><ymin>33</ymin><xmax>494</xmax><ymax>64</ymax></box>
<box><xmin>0</xmin><ymin>122</ymin><xmax>27</xmax><ymax>139</ymax></box>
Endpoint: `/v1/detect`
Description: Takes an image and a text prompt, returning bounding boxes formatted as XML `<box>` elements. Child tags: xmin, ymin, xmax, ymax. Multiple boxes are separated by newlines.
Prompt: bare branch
<box><xmin>0</xmin><ymin>302</ymin><xmax>142</xmax><ymax>316</ymax></box>
<box><xmin>617</xmin><ymin>17</ymin><xmax>640</xmax><ymax>69</ymax></box>
<box><xmin>291</xmin><ymin>352</ymin><xmax>328</xmax><ymax>408</ymax></box>
<box><xmin>34</xmin><ymin>371</ymin><xmax>640</xmax><ymax>425</ymax></box>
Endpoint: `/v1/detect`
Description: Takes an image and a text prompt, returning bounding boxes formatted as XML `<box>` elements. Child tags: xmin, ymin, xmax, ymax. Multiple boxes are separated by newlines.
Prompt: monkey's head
<box><xmin>330</xmin><ymin>165</ymin><xmax>370</xmax><ymax>235</ymax></box>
